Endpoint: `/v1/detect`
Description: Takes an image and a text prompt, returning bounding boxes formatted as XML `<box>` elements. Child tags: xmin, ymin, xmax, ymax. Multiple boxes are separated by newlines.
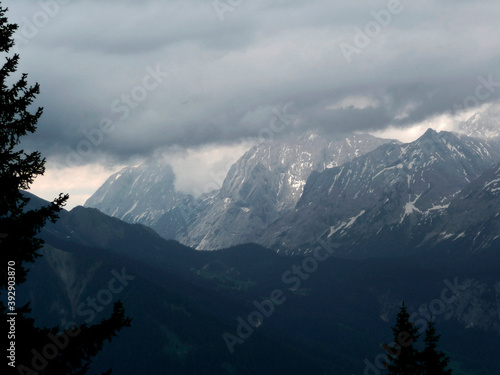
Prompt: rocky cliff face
<box><xmin>84</xmin><ymin>159</ymin><xmax>194</xmax><ymax>229</ymax></box>
<box><xmin>179</xmin><ymin>131</ymin><xmax>397</xmax><ymax>249</ymax></box>
<box><xmin>85</xmin><ymin>131</ymin><xmax>396</xmax><ymax>249</ymax></box>
<box><xmin>258</xmin><ymin>130</ymin><xmax>500</xmax><ymax>256</ymax></box>
<box><xmin>457</xmin><ymin>110</ymin><xmax>500</xmax><ymax>140</ymax></box>
<box><xmin>85</xmin><ymin>127</ymin><xmax>500</xmax><ymax>256</ymax></box>
<box><xmin>420</xmin><ymin>162</ymin><xmax>500</xmax><ymax>252</ymax></box>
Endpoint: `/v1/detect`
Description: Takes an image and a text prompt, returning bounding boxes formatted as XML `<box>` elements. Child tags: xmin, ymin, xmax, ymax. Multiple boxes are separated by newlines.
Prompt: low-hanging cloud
<box><xmin>4</xmin><ymin>0</ymin><xmax>500</xmax><ymax>168</ymax></box>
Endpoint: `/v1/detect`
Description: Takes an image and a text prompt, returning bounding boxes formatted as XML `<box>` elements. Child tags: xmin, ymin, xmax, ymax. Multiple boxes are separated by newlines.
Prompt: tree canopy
<box><xmin>0</xmin><ymin>4</ymin><xmax>130</xmax><ymax>374</ymax></box>
<box><xmin>385</xmin><ymin>302</ymin><xmax>452</xmax><ymax>375</ymax></box>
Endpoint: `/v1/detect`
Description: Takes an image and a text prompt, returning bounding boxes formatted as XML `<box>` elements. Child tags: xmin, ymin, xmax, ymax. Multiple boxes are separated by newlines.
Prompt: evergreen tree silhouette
<box><xmin>385</xmin><ymin>302</ymin><xmax>421</xmax><ymax>375</ymax></box>
<box><xmin>0</xmin><ymin>4</ymin><xmax>130</xmax><ymax>374</ymax></box>
<box><xmin>421</xmin><ymin>320</ymin><xmax>452</xmax><ymax>375</ymax></box>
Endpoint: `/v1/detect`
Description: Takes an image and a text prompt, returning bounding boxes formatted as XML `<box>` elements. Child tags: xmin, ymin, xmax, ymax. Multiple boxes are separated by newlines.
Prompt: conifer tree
<box><xmin>421</xmin><ymin>320</ymin><xmax>452</xmax><ymax>375</ymax></box>
<box><xmin>0</xmin><ymin>4</ymin><xmax>130</xmax><ymax>374</ymax></box>
<box><xmin>385</xmin><ymin>302</ymin><xmax>422</xmax><ymax>375</ymax></box>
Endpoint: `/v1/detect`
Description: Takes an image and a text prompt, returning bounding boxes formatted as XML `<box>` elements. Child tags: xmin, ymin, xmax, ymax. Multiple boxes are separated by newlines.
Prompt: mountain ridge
<box><xmin>85</xmin><ymin>130</ymin><xmax>398</xmax><ymax>249</ymax></box>
<box><xmin>259</xmin><ymin>129</ymin><xmax>500</xmax><ymax>256</ymax></box>
<box><xmin>84</xmin><ymin>127</ymin><xmax>500</xmax><ymax>257</ymax></box>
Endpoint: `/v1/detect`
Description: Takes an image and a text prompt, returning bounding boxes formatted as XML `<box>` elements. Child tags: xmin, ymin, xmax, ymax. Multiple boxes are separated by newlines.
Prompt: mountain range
<box><xmin>260</xmin><ymin>129</ymin><xmax>500</xmax><ymax>256</ymax></box>
<box><xmin>19</xmin><ymin>111</ymin><xmax>500</xmax><ymax>375</ymax></box>
<box><xmin>15</xmin><ymin>110</ymin><xmax>500</xmax><ymax>374</ymax></box>
<box><xmin>85</xmin><ymin>123</ymin><xmax>500</xmax><ymax>257</ymax></box>
<box><xmin>85</xmin><ymin>131</ymin><xmax>397</xmax><ymax>249</ymax></box>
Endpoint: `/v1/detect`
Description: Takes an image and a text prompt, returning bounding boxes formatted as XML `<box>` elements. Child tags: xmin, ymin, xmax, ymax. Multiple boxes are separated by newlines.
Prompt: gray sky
<box><xmin>4</xmin><ymin>0</ymin><xmax>500</xmax><ymax>208</ymax></box>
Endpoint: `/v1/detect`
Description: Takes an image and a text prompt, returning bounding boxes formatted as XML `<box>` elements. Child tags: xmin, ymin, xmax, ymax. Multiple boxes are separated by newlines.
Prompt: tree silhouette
<box><xmin>0</xmin><ymin>4</ymin><xmax>130</xmax><ymax>374</ymax></box>
<box><xmin>421</xmin><ymin>320</ymin><xmax>452</xmax><ymax>375</ymax></box>
<box><xmin>384</xmin><ymin>303</ymin><xmax>453</xmax><ymax>375</ymax></box>
<box><xmin>385</xmin><ymin>302</ymin><xmax>421</xmax><ymax>375</ymax></box>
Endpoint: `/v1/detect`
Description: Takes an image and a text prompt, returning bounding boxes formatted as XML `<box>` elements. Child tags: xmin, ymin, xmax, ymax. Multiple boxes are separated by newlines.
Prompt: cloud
<box><xmin>164</xmin><ymin>141</ymin><xmax>255</xmax><ymax>197</ymax></box>
<box><xmin>4</xmin><ymin>0</ymin><xmax>500</xmax><ymax>202</ymax></box>
<box><xmin>29</xmin><ymin>162</ymin><xmax>125</xmax><ymax>209</ymax></box>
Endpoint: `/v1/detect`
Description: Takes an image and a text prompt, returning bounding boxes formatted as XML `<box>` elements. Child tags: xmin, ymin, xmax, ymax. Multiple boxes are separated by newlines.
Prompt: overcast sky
<box><xmin>4</xmin><ymin>0</ymin><xmax>500</xmax><ymax>208</ymax></box>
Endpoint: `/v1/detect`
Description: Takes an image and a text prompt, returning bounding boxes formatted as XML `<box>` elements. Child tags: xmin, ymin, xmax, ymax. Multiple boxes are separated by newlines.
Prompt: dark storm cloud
<box><xmin>4</xmin><ymin>0</ymin><xmax>500</xmax><ymax>166</ymax></box>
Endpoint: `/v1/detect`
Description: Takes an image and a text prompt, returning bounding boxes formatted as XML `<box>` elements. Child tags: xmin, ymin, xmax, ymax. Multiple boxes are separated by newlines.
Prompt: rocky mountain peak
<box><xmin>260</xmin><ymin>130</ymin><xmax>500</xmax><ymax>255</ymax></box>
<box><xmin>84</xmin><ymin>158</ymin><xmax>190</xmax><ymax>226</ymax></box>
<box><xmin>457</xmin><ymin>110</ymin><xmax>500</xmax><ymax>140</ymax></box>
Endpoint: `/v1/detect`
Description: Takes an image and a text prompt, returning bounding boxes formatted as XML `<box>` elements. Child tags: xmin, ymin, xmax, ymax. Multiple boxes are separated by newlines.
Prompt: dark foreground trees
<box><xmin>385</xmin><ymin>302</ymin><xmax>421</xmax><ymax>375</ymax></box>
<box><xmin>1</xmin><ymin>4</ymin><xmax>130</xmax><ymax>374</ymax></box>
<box><xmin>385</xmin><ymin>302</ymin><xmax>452</xmax><ymax>375</ymax></box>
<box><xmin>421</xmin><ymin>320</ymin><xmax>452</xmax><ymax>375</ymax></box>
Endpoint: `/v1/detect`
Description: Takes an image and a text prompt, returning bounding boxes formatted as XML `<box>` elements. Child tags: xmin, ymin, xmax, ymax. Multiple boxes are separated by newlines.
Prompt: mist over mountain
<box><xmin>457</xmin><ymin>108</ymin><xmax>500</xmax><ymax>141</ymax></box>
<box><xmin>85</xmin><ymin>130</ymin><xmax>397</xmax><ymax>248</ymax></box>
<box><xmin>22</xmin><ymin>120</ymin><xmax>500</xmax><ymax>374</ymax></box>
<box><xmin>179</xmin><ymin>131</ymin><xmax>397</xmax><ymax>250</ymax></box>
<box><xmin>85</xmin><ymin>126</ymin><xmax>500</xmax><ymax>258</ymax></box>
<box><xmin>84</xmin><ymin>160</ymin><xmax>193</xmax><ymax>227</ymax></box>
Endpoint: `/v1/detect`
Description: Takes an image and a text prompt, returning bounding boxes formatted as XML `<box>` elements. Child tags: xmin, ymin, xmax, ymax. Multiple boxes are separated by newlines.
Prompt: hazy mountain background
<box><xmin>85</xmin><ymin>116</ymin><xmax>500</xmax><ymax>256</ymax></box>
<box><xmin>85</xmin><ymin>131</ymin><xmax>398</xmax><ymax>249</ymax></box>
